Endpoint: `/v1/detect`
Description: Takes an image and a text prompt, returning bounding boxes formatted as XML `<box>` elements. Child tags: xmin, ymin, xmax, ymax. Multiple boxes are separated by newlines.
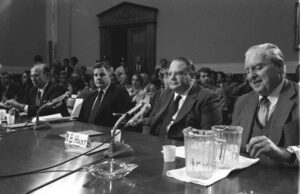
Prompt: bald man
<box><xmin>5</xmin><ymin>63</ymin><xmax>69</xmax><ymax>116</ymax></box>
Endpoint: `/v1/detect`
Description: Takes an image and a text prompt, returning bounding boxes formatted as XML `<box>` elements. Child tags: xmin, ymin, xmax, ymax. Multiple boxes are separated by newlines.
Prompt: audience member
<box><xmin>115</xmin><ymin>57</ymin><xmax>128</xmax><ymax>82</ymax></box>
<box><xmin>0</xmin><ymin>71</ymin><xmax>21</xmax><ymax>102</ymax></box>
<box><xmin>128</xmin><ymin>74</ymin><xmax>146</xmax><ymax>105</ymax></box>
<box><xmin>155</xmin><ymin>58</ymin><xmax>169</xmax><ymax>80</ymax></box>
<box><xmin>19</xmin><ymin>70</ymin><xmax>34</xmax><ymax>102</ymax></box>
<box><xmin>67</xmin><ymin>76</ymin><xmax>90</xmax><ymax>99</ymax></box>
<box><xmin>140</xmin><ymin>72</ymin><xmax>150</xmax><ymax>93</ymax></box>
<box><xmin>135</xmin><ymin>56</ymin><xmax>146</xmax><ymax>74</ymax></box>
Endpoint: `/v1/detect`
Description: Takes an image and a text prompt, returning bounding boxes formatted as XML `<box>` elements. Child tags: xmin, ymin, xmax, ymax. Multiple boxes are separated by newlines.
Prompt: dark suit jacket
<box><xmin>78</xmin><ymin>84</ymin><xmax>131</xmax><ymax>127</ymax></box>
<box><xmin>232</xmin><ymin>79</ymin><xmax>299</xmax><ymax>148</ymax></box>
<box><xmin>149</xmin><ymin>85</ymin><xmax>223</xmax><ymax>140</ymax></box>
<box><xmin>25</xmin><ymin>82</ymin><xmax>69</xmax><ymax>117</ymax></box>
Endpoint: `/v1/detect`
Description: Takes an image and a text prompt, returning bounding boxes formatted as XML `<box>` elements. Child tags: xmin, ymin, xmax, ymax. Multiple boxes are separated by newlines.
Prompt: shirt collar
<box><xmin>38</xmin><ymin>82</ymin><xmax>49</xmax><ymax>94</ymax></box>
<box><xmin>174</xmin><ymin>81</ymin><xmax>193</xmax><ymax>99</ymax></box>
<box><xmin>99</xmin><ymin>83</ymin><xmax>110</xmax><ymax>94</ymax></box>
<box><xmin>259</xmin><ymin>79</ymin><xmax>284</xmax><ymax>106</ymax></box>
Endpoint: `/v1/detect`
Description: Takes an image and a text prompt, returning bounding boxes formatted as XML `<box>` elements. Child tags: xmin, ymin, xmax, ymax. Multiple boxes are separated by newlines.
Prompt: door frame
<box><xmin>97</xmin><ymin>2</ymin><xmax>158</xmax><ymax>75</ymax></box>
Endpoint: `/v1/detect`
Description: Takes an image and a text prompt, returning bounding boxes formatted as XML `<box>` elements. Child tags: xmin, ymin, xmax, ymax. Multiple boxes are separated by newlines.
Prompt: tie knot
<box><xmin>260</xmin><ymin>97</ymin><xmax>270</xmax><ymax>107</ymax></box>
<box><xmin>174</xmin><ymin>95</ymin><xmax>182</xmax><ymax>103</ymax></box>
<box><xmin>98</xmin><ymin>90</ymin><xmax>103</xmax><ymax>96</ymax></box>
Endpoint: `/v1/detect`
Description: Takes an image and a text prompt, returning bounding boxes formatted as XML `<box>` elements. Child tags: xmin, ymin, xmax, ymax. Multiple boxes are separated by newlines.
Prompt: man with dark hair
<box><xmin>197</xmin><ymin>67</ymin><xmax>212</xmax><ymax>87</ymax></box>
<box><xmin>145</xmin><ymin>57</ymin><xmax>222</xmax><ymax>140</ymax></box>
<box><xmin>78</xmin><ymin>62</ymin><xmax>131</xmax><ymax>127</ymax></box>
<box><xmin>5</xmin><ymin>63</ymin><xmax>69</xmax><ymax>116</ymax></box>
<box><xmin>135</xmin><ymin>56</ymin><xmax>146</xmax><ymax>74</ymax></box>
<box><xmin>232</xmin><ymin>43</ymin><xmax>299</xmax><ymax>164</ymax></box>
<box><xmin>155</xmin><ymin>58</ymin><xmax>169</xmax><ymax>81</ymax></box>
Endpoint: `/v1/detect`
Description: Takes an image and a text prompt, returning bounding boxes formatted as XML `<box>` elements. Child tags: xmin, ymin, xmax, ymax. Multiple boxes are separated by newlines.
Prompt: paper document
<box><xmin>31</xmin><ymin>114</ymin><xmax>70</xmax><ymax>122</ymax></box>
<box><xmin>5</xmin><ymin>122</ymin><xmax>34</xmax><ymax>129</ymax></box>
<box><xmin>71</xmin><ymin>98</ymin><xmax>83</xmax><ymax>119</ymax></box>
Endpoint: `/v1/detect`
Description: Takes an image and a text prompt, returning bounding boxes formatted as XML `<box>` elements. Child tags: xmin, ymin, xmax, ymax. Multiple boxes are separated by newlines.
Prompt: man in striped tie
<box><xmin>146</xmin><ymin>57</ymin><xmax>222</xmax><ymax>140</ymax></box>
<box><xmin>232</xmin><ymin>43</ymin><xmax>299</xmax><ymax>164</ymax></box>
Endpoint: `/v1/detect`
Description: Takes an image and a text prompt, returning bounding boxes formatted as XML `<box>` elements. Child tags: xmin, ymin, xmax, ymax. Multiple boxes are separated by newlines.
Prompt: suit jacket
<box><xmin>25</xmin><ymin>82</ymin><xmax>69</xmax><ymax>117</ymax></box>
<box><xmin>78</xmin><ymin>84</ymin><xmax>131</xmax><ymax>127</ymax></box>
<box><xmin>232</xmin><ymin>79</ymin><xmax>299</xmax><ymax>148</ymax></box>
<box><xmin>149</xmin><ymin>85</ymin><xmax>223</xmax><ymax>140</ymax></box>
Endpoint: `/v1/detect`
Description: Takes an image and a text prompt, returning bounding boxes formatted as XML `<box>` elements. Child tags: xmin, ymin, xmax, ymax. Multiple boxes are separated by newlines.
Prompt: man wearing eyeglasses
<box><xmin>146</xmin><ymin>57</ymin><xmax>222</xmax><ymax>140</ymax></box>
<box><xmin>5</xmin><ymin>63</ymin><xmax>69</xmax><ymax>116</ymax></box>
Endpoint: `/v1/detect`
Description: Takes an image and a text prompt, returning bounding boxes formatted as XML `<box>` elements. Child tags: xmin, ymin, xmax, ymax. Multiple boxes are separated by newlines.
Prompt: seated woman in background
<box><xmin>67</xmin><ymin>76</ymin><xmax>90</xmax><ymax>99</ymax></box>
<box><xmin>19</xmin><ymin>70</ymin><xmax>33</xmax><ymax>103</ymax></box>
<box><xmin>128</xmin><ymin>73</ymin><xmax>146</xmax><ymax>106</ymax></box>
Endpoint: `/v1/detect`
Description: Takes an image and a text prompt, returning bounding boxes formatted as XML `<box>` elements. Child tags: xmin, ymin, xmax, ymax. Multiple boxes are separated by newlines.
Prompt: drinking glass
<box><xmin>212</xmin><ymin>125</ymin><xmax>243</xmax><ymax>169</ymax></box>
<box><xmin>0</xmin><ymin>109</ymin><xmax>6</xmax><ymax>122</ymax></box>
<box><xmin>183</xmin><ymin>127</ymin><xmax>215</xmax><ymax>179</ymax></box>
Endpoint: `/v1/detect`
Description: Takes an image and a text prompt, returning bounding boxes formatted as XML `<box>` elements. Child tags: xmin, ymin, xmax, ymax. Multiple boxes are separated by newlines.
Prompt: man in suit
<box><xmin>232</xmin><ymin>43</ymin><xmax>299</xmax><ymax>164</ymax></box>
<box><xmin>78</xmin><ymin>62</ymin><xmax>131</xmax><ymax>127</ymax></box>
<box><xmin>146</xmin><ymin>57</ymin><xmax>222</xmax><ymax>140</ymax></box>
<box><xmin>135</xmin><ymin>56</ymin><xmax>146</xmax><ymax>74</ymax></box>
<box><xmin>5</xmin><ymin>63</ymin><xmax>69</xmax><ymax>117</ymax></box>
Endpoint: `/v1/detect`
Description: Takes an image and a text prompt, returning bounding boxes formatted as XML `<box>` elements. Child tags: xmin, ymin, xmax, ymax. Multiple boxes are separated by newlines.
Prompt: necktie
<box><xmin>36</xmin><ymin>91</ymin><xmax>41</xmax><ymax>106</ymax></box>
<box><xmin>257</xmin><ymin>97</ymin><xmax>271</xmax><ymax>127</ymax></box>
<box><xmin>88</xmin><ymin>90</ymin><xmax>104</xmax><ymax>123</ymax></box>
<box><xmin>158</xmin><ymin>95</ymin><xmax>182</xmax><ymax>137</ymax></box>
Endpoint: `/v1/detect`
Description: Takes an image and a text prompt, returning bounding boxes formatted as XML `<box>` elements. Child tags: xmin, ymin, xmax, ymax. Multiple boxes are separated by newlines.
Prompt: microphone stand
<box><xmin>33</xmin><ymin>92</ymin><xmax>70</xmax><ymax>130</ymax></box>
<box><xmin>104</xmin><ymin>112</ymin><xmax>134</xmax><ymax>158</ymax></box>
<box><xmin>33</xmin><ymin>103</ymin><xmax>50</xmax><ymax>130</ymax></box>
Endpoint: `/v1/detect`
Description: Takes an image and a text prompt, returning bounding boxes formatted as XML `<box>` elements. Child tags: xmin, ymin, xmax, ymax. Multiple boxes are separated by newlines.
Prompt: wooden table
<box><xmin>0</xmin><ymin>121</ymin><xmax>298</xmax><ymax>194</ymax></box>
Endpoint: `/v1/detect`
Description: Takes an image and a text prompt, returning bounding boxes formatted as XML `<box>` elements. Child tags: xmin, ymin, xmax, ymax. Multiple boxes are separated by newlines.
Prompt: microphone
<box><xmin>104</xmin><ymin>101</ymin><xmax>149</xmax><ymax>158</ymax></box>
<box><xmin>33</xmin><ymin>91</ymin><xmax>71</xmax><ymax>130</ymax></box>
<box><xmin>46</xmin><ymin>91</ymin><xmax>71</xmax><ymax>107</ymax></box>
<box><xmin>127</xmin><ymin>102</ymin><xmax>144</xmax><ymax>115</ymax></box>
<box><xmin>126</xmin><ymin>103</ymin><xmax>151</xmax><ymax>126</ymax></box>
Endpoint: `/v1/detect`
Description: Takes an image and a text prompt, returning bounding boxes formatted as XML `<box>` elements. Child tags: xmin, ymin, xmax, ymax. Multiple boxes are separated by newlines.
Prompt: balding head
<box><xmin>31</xmin><ymin>63</ymin><xmax>50</xmax><ymax>89</ymax></box>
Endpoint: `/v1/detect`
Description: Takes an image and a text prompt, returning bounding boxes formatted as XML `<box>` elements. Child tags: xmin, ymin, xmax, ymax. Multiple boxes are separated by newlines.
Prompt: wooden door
<box><xmin>127</xmin><ymin>26</ymin><xmax>147</xmax><ymax>76</ymax></box>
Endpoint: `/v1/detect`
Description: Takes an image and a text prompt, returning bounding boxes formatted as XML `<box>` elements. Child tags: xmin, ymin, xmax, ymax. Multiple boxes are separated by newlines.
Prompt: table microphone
<box><xmin>126</xmin><ymin>103</ymin><xmax>151</xmax><ymax>126</ymax></box>
<box><xmin>46</xmin><ymin>91</ymin><xmax>71</xmax><ymax>107</ymax></box>
<box><xmin>104</xmin><ymin>101</ymin><xmax>148</xmax><ymax>158</ymax></box>
<box><xmin>34</xmin><ymin>91</ymin><xmax>71</xmax><ymax>130</ymax></box>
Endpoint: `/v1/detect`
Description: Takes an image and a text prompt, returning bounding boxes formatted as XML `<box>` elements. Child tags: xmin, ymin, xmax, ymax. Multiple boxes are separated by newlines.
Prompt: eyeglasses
<box><xmin>166</xmin><ymin>71</ymin><xmax>189</xmax><ymax>78</ymax></box>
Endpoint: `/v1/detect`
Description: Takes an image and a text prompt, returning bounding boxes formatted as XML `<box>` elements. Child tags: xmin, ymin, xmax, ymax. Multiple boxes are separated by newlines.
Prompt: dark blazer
<box><xmin>149</xmin><ymin>85</ymin><xmax>223</xmax><ymax>140</ymax></box>
<box><xmin>25</xmin><ymin>82</ymin><xmax>69</xmax><ymax>117</ymax></box>
<box><xmin>232</xmin><ymin>79</ymin><xmax>299</xmax><ymax>148</ymax></box>
<box><xmin>78</xmin><ymin>84</ymin><xmax>131</xmax><ymax>127</ymax></box>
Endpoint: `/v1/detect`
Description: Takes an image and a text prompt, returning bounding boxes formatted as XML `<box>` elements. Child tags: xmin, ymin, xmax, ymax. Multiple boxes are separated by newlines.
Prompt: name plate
<box><xmin>65</xmin><ymin>131</ymin><xmax>90</xmax><ymax>148</ymax></box>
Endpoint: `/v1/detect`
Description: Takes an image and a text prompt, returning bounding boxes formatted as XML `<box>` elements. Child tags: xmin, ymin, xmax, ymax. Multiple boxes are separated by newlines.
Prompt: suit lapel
<box><xmin>96</xmin><ymin>84</ymin><xmax>113</xmax><ymax>114</ymax></box>
<box><xmin>241</xmin><ymin>92</ymin><xmax>259</xmax><ymax>146</ymax></box>
<box><xmin>41</xmin><ymin>82</ymin><xmax>51</xmax><ymax>104</ymax></box>
<box><xmin>153</xmin><ymin>90</ymin><xmax>174</xmax><ymax>125</ymax></box>
<box><xmin>173</xmin><ymin>86</ymin><xmax>198</xmax><ymax>123</ymax></box>
<box><xmin>269</xmin><ymin>80</ymin><xmax>296</xmax><ymax>145</ymax></box>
